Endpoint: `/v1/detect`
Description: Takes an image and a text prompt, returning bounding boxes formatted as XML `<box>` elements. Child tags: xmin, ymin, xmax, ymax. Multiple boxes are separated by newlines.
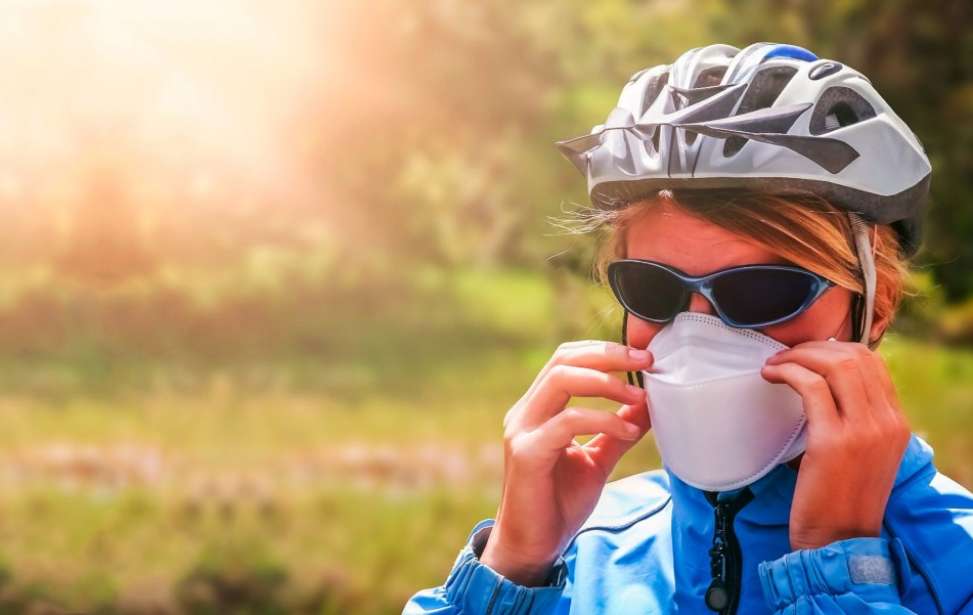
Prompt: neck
<box><xmin>786</xmin><ymin>453</ymin><xmax>804</xmax><ymax>471</ymax></box>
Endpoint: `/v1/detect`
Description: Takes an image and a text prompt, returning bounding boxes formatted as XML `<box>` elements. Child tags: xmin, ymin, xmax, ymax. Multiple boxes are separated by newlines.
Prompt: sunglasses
<box><xmin>607</xmin><ymin>259</ymin><xmax>835</xmax><ymax>329</ymax></box>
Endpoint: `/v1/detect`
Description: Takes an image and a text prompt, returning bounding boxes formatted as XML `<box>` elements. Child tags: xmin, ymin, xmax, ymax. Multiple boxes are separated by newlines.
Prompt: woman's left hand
<box><xmin>761</xmin><ymin>340</ymin><xmax>912</xmax><ymax>551</ymax></box>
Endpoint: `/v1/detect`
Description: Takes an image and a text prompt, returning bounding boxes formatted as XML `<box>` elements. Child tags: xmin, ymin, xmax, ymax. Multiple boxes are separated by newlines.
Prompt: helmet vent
<box><xmin>685</xmin><ymin>128</ymin><xmax>698</xmax><ymax>146</ymax></box>
<box><xmin>722</xmin><ymin>66</ymin><xmax>797</xmax><ymax>157</ymax></box>
<box><xmin>809</xmin><ymin>86</ymin><xmax>876</xmax><ymax>135</ymax></box>
<box><xmin>693</xmin><ymin>66</ymin><xmax>728</xmax><ymax>88</ymax></box>
<box><xmin>640</xmin><ymin>71</ymin><xmax>670</xmax><ymax>118</ymax></box>
<box><xmin>685</xmin><ymin>67</ymin><xmax>728</xmax><ymax>145</ymax></box>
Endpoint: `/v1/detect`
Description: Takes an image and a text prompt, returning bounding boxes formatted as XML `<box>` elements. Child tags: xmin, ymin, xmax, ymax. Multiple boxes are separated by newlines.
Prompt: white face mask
<box><xmin>641</xmin><ymin>312</ymin><xmax>807</xmax><ymax>492</ymax></box>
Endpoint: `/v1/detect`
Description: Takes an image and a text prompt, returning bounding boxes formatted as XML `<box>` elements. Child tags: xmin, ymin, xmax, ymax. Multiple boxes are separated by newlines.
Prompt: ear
<box><xmin>868</xmin><ymin>306</ymin><xmax>891</xmax><ymax>348</ymax></box>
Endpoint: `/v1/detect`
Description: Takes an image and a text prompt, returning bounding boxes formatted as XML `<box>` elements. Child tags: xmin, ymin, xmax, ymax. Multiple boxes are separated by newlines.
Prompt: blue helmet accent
<box><xmin>762</xmin><ymin>44</ymin><xmax>817</xmax><ymax>63</ymax></box>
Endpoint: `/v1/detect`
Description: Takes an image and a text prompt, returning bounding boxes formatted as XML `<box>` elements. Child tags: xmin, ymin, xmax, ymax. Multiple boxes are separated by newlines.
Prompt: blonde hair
<box><xmin>562</xmin><ymin>188</ymin><xmax>911</xmax><ymax>344</ymax></box>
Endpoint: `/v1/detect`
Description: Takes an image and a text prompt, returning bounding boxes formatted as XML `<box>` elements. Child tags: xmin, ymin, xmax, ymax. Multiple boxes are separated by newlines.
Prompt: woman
<box><xmin>403</xmin><ymin>43</ymin><xmax>973</xmax><ymax>614</ymax></box>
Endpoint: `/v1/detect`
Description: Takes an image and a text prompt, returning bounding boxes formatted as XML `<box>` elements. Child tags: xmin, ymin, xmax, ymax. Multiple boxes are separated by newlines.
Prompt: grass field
<box><xmin>0</xmin><ymin>266</ymin><xmax>969</xmax><ymax>614</ymax></box>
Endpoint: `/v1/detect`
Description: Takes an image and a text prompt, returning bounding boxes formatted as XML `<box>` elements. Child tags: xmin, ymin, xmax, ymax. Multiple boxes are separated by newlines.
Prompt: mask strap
<box><xmin>621</xmin><ymin>310</ymin><xmax>645</xmax><ymax>389</ymax></box>
<box><xmin>848</xmin><ymin>212</ymin><xmax>877</xmax><ymax>348</ymax></box>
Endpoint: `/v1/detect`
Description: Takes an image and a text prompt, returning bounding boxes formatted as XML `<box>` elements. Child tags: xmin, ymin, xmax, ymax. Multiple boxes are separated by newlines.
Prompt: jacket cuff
<box><xmin>443</xmin><ymin>519</ymin><xmax>567</xmax><ymax>614</ymax></box>
<box><xmin>758</xmin><ymin>536</ymin><xmax>911</xmax><ymax>611</ymax></box>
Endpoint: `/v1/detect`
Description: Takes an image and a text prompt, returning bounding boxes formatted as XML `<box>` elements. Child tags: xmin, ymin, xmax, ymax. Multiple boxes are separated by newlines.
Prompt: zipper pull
<box><xmin>705</xmin><ymin>581</ymin><xmax>730</xmax><ymax>612</ymax></box>
<box><xmin>703</xmin><ymin>489</ymin><xmax>754</xmax><ymax>614</ymax></box>
<box><xmin>706</xmin><ymin>502</ymin><xmax>730</xmax><ymax>612</ymax></box>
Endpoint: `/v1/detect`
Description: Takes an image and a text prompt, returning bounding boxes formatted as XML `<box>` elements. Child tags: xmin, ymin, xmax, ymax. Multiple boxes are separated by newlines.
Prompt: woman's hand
<box><xmin>761</xmin><ymin>340</ymin><xmax>911</xmax><ymax>551</ymax></box>
<box><xmin>479</xmin><ymin>341</ymin><xmax>653</xmax><ymax>586</ymax></box>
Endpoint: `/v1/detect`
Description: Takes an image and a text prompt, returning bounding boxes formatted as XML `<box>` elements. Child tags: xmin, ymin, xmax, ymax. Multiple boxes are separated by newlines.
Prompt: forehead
<box><xmin>624</xmin><ymin>202</ymin><xmax>788</xmax><ymax>276</ymax></box>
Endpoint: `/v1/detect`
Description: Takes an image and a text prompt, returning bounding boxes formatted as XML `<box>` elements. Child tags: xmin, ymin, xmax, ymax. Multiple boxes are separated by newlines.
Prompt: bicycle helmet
<box><xmin>555</xmin><ymin>42</ymin><xmax>931</xmax><ymax>258</ymax></box>
<box><xmin>556</xmin><ymin>42</ymin><xmax>932</xmax><ymax>358</ymax></box>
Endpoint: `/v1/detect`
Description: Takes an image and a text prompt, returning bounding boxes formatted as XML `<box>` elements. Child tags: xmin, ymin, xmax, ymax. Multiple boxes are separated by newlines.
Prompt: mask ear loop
<box><xmin>848</xmin><ymin>212</ymin><xmax>877</xmax><ymax>348</ymax></box>
<box><xmin>621</xmin><ymin>310</ymin><xmax>645</xmax><ymax>389</ymax></box>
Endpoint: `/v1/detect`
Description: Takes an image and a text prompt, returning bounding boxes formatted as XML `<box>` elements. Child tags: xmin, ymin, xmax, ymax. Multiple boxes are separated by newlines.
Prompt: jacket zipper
<box><xmin>704</xmin><ymin>488</ymin><xmax>754</xmax><ymax>614</ymax></box>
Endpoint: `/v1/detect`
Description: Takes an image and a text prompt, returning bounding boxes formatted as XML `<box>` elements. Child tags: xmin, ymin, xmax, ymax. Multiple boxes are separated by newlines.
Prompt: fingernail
<box><xmin>625</xmin><ymin>422</ymin><xmax>640</xmax><ymax>436</ymax></box>
<box><xmin>626</xmin><ymin>384</ymin><xmax>644</xmax><ymax>397</ymax></box>
<box><xmin>628</xmin><ymin>348</ymin><xmax>651</xmax><ymax>362</ymax></box>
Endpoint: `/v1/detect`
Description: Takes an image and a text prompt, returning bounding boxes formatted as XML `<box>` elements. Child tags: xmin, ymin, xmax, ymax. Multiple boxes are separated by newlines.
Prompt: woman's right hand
<box><xmin>479</xmin><ymin>341</ymin><xmax>654</xmax><ymax>587</ymax></box>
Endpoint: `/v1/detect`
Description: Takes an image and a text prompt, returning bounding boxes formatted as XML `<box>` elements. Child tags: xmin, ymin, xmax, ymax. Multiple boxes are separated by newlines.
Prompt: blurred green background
<box><xmin>0</xmin><ymin>0</ymin><xmax>970</xmax><ymax>613</ymax></box>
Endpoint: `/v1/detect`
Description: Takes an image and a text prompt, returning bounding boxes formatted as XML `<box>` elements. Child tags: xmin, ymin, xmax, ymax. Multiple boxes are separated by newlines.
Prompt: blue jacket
<box><xmin>403</xmin><ymin>433</ymin><xmax>973</xmax><ymax>614</ymax></box>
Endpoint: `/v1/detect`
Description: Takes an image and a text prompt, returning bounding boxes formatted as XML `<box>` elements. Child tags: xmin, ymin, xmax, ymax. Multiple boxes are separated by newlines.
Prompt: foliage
<box><xmin>0</xmin><ymin>269</ymin><xmax>965</xmax><ymax>613</ymax></box>
<box><xmin>0</xmin><ymin>1</ymin><xmax>969</xmax><ymax>613</ymax></box>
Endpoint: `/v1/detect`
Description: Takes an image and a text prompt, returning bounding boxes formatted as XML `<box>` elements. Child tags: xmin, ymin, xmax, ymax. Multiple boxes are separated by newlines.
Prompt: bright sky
<box><xmin>0</xmin><ymin>1</ymin><xmax>337</xmax><ymax>210</ymax></box>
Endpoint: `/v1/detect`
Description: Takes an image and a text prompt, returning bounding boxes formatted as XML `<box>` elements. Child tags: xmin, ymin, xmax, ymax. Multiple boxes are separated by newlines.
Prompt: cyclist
<box><xmin>403</xmin><ymin>43</ymin><xmax>973</xmax><ymax>614</ymax></box>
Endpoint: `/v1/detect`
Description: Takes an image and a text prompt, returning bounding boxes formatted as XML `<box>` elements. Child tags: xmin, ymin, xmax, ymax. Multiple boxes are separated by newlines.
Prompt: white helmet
<box><xmin>556</xmin><ymin>42</ymin><xmax>932</xmax><ymax>257</ymax></box>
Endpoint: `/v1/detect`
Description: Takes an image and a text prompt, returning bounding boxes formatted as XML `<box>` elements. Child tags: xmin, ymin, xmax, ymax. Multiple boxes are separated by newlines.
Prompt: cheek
<box><xmin>625</xmin><ymin>313</ymin><xmax>665</xmax><ymax>350</ymax></box>
<box><xmin>760</xmin><ymin>286</ymin><xmax>854</xmax><ymax>346</ymax></box>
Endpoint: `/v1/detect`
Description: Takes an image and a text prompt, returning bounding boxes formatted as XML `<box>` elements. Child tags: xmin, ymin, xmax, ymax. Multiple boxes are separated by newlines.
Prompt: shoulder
<box><xmin>888</xmin><ymin>433</ymin><xmax>971</xmax><ymax>504</ymax></box>
<box><xmin>557</xmin><ymin>470</ymin><xmax>676</xmax><ymax>610</ymax></box>
<box><xmin>885</xmin><ymin>433</ymin><xmax>973</xmax><ymax>613</ymax></box>
<box><xmin>887</xmin><ymin>432</ymin><xmax>973</xmax><ymax>525</ymax></box>
<box><xmin>568</xmin><ymin>469</ymin><xmax>673</xmax><ymax>545</ymax></box>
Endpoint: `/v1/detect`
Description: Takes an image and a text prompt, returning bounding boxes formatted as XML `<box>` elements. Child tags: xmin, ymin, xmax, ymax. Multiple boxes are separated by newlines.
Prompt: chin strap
<box><xmin>848</xmin><ymin>212</ymin><xmax>878</xmax><ymax>348</ymax></box>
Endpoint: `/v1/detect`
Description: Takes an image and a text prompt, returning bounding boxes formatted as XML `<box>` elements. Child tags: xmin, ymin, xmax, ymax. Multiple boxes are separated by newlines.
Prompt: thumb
<box><xmin>585</xmin><ymin>399</ymin><xmax>651</xmax><ymax>472</ymax></box>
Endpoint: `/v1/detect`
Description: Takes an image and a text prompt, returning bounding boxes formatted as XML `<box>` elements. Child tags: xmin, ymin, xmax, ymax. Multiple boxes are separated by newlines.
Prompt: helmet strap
<box><xmin>848</xmin><ymin>213</ymin><xmax>878</xmax><ymax>348</ymax></box>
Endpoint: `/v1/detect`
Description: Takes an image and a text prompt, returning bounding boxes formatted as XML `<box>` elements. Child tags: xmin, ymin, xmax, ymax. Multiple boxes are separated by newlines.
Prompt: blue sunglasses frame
<box><xmin>607</xmin><ymin>259</ymin><xmax>836</xmax><ymax>329</ymax></box>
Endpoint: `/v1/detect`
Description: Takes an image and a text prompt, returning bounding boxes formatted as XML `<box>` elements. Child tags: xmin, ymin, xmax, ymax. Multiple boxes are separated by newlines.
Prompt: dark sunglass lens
<box><xmin>713</xmin><ymin>268</ymin><xmax>817</xmax><ymax>325</ymax></box>
<box><xmin>612</xmin><ymin>262</ymin><xmax>687</xmax><ymax>321</ymax></box>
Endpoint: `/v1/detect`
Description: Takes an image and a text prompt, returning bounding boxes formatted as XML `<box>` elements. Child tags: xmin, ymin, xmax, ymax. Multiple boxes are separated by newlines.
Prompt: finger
<box><xmin>585</xmin><ymin>400</ymin><xmax>651</xmax><ymax>471</ymax></box>
<box><xmin>847</xmin><ymin>345</ymin><xmax>894</xmax><ymax>408</ymax></box>
<box><xmin>521</xmin><ymin>364</ymin><xmax>646</xmax><ymax>426</ymax></box>
<box><xmin>773</xmin><ymin>341</ymin><xmax>892</xmax><ymax>411</ymax></box>
<box><xmin>760</xmin><ymin>361</ymin><xmax>841</xmax><ymax>432</ymax></box>
<box><xmin>863</xmin><ymin>346</ymin><xmax>899</xmax><ymax>406</ymax></box>
<box><xmin>584</xmin><ymin>400</ymin><xmax>651</xmax><ymax>451</ymax></box>
<box><xmin>765</xmin><ymin>345</ymin><xmax>873</xmax><ymax>422</ymax></box>
<box><xmin>522</xmin><ymin>340</ymin><xmax>653</xmax><ymax>403</ymax></box>
<box><xmin>857</xmin><ymin>349</ymin><xmax>910</xmax><ymax>433</ymax></box>
<box><xmin>530</xmin><ymin>406</ymin><xmax>642</xmax><ymax>453</ymax></box>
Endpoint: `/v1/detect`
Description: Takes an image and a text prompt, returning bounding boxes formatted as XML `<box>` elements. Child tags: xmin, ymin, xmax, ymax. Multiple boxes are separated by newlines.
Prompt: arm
<box><xmin>402</xmin><ymin>519</ymin><xmax>569</xmax><ymax>615</ymax></box>
<box><xmin>757</xmin><ymin>536</ymin><xmax>918</xmax><ymax>613</ymax></box>
<box><xmin>405</xmin><ymin>340</ymin><xmax>653</xmax><ymax>613</ymax></box>
<box><xmin>758</xmin><ymin>341</ymin><xmax>927</xmax><ymax>613</ymax></box>
<box><xmin>406</xmin><ymin>340</ymin><xmax>654</xmax><ymax>613</ymax></box>
<box><xmin>757</xmin><ymin>432</ymin><xmax>973</xmax><ymax>613</ymax></box>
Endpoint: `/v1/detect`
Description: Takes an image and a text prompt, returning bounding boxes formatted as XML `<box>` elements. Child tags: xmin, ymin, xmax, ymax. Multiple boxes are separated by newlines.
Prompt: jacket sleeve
<box><xmin>402</xmin><ymin>518</ymin><xmax>568</xmax><ymax>615</ymax></box>
<box><xmin>757</xmin><ymin>536</ymin><xmax>918</xmax><ymax>613</ymax></box>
